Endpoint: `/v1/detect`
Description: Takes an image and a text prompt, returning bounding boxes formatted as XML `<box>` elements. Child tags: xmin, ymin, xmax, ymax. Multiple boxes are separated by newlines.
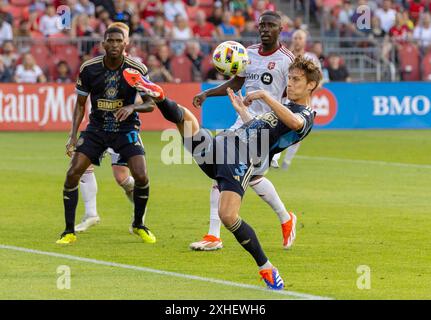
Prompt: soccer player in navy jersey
<box><xmin>57</xmin><ymin>27</ymin><xmax>156</xmax><ymax>244</ymax></box>
<box><xmin>123</xmin><ymin>56</ymin><xmax>322</xmax><ymax>289</ymax></box>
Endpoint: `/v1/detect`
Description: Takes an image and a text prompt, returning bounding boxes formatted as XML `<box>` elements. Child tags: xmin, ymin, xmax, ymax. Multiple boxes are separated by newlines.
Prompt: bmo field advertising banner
<box><xmin>0</xmin><ymin>82</ymin><xmax>430</xmax><ymax>131</ymax></box>
<box><xmin>202</xmin><ymin>82</ymin><xmax>431</xmax><ymax>130</ymax></box>
<box><xmin>0</xmin><ymin>83</ymin><xmax>201</xmax><ymax>131</ymax></box>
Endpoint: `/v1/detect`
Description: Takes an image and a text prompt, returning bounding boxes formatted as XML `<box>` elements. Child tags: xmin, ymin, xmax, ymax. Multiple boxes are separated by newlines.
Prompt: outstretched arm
<box><xmin>193</xmin><ymin>76</ymin><xmax>245</xmax><ymax>108</ymax></box>
<box><xmin>244</xmin><ymin>90</ymin><xmax>304</xmax><ymax>131</ymax></box>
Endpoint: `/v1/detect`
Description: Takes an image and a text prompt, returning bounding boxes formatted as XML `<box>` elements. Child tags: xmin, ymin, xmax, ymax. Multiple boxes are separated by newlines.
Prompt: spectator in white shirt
<box><xmin>414</xmin><ymin>13</ymin><xmax>431</xmax><ymax>48</ymax></box>
<box><xmin>0</xmin><ymin>14</ymin><xmax>13</xmax><ymax>46</ymax></box>
<box><xmin>171</xmin><ymin>14</ymin><xmax>192</xmax><ymax>55</ymax></box>
<box><xmin>14</xmin><ymin>53</ymin><xmax>47</xmax><ymax>83</ymax></box>
<box><xmin>76</xmin><ymin>0</ymin><xmax>96</xmax><ymax>17</ymax></box>
<box><xmin>164</xmin><ymin>0</ymin><xmax>188</xmax><ymax>22</ymax></box>
<box><xmin>375</xmin><ymin>0</ymin><xmax>396</xmax><ymax>33</ymax></box>
<box><xmin>39</xmin><ymin>4</ymin><xmax>62</xmax><ymax>36</ymax></box>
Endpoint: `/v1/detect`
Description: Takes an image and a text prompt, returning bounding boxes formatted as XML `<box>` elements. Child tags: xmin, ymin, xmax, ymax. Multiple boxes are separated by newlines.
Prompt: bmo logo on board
<box><xmin>311</xmin><ymin>88</ymin><xmax>338</xmax><ymax>126</ymax></box>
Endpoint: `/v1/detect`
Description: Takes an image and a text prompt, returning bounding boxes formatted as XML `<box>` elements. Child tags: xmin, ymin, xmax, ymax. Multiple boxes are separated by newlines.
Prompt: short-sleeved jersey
<box><xmin>237</xmin><ymin>44</ymin><xmax>295</xmax><ymax>116</ymax></box>
<box><xmin>218</xmin><ymin>102</ymin><xmax>314</xmax><ymax>167</ymax></box>
<box><xmin>76</xmin><ymin>55</ymin><xmax>148</xmax><ymax>132</ymax></box>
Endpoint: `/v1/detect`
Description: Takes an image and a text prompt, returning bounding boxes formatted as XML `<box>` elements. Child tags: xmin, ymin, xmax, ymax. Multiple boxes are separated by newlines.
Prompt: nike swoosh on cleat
<box><xmin>241</xmin><ymin>239</ymin><xmax>251</xmax><ymax>245</ymax></box>
<box><xmin>63</xmin><ymin>196</ymin><xmax>70</xmax><ymax>200</ymax></box>
<box><xmin>138</xmin><ymin>195</ymin><xmax>149</xmax><ymax>199</ymax></box>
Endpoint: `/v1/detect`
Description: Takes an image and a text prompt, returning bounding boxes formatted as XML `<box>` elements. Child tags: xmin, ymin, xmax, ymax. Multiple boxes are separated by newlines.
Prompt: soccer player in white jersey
<box><xmin>190</xmin><ymin>11</ymin><xmax>297</xmax><ymax>251</ymax></box>
<box><xmin>75</xmin><ymin>22</ymin><xmax>147</xmax><ymax>233</ymax></box>
<box><xmin>272</xmin><ymin>29</ymin><xmax>321</xmax><ymax>170</ymax></box>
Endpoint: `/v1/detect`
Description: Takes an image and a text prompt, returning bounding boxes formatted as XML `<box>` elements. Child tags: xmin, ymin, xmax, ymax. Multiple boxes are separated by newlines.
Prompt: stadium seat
<box><xmin>421</xmin><ymin>51</ymin><xmax>431</xmax><ymax>81</ymax></box>
<box><xmin>10</xmin><ymin>0</ymin><xmax>32</xmax><ymax>5</ymax></box>
<box><xmin>30</xmin><ymin>31</ymin><xmax>44</xmax><ymax>39</ymax></box>
<box><xmin>7</xmin><ymin>5</ymin><xmax>23</xmax><ymax>21</ymax></box>
<box><xmin>186</xmin><ymin>5</ymin><xmax>200</xmax><ymax>21</ymax></box>
<box><xmin>30</xmin><ymin>44</ymin><xmax>50</xmax><ymax>68</ymax></box>
<box><xmin>170</xmin><ymin>55</ymin><xmax>193</xmax><ymax>82</ymax></box>
<box><xmin>53</xmin><ymin>45</ymin><xmax>80</xmax><ymax>75</ymax></box>
<box><xmin>198</xmin><ymin>0</ymin><xmax>214</xmax><ymax>17</ymax></box>
<box><xmin>398</xmin><ymin>43</ymin><xmax>420</xmax><ymax>81</ymax></box>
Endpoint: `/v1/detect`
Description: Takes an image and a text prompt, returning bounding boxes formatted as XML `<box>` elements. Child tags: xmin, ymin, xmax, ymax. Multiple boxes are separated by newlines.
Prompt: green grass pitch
<box><xmin>0</xmin><ymin>130</ymin><xmax>430</xmax><ymax>299</ymax></box>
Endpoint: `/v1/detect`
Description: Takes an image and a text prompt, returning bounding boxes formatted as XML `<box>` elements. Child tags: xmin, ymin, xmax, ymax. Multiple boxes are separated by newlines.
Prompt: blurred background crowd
<box><xmin>0</xmin><ymin>0</ymin><xmax>430</xmax><ymax>83</ymax></box>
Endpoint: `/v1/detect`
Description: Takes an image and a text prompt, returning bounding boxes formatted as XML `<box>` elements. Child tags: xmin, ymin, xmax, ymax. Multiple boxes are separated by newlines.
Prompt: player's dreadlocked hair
<box><xmin>289</xmin><ymin>56</ymin><xmax>323</xmax><ymax>93</ymax></box>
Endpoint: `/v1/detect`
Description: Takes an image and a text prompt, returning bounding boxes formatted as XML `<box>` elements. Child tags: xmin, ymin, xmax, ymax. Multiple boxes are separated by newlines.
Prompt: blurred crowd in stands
<box><xmin>0</xmin><ymin>0</ymin><xmax>429</xmax><ymax>83</ymax></box>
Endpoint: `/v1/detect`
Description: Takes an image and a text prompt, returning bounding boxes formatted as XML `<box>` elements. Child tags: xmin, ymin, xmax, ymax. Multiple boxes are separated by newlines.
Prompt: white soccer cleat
<box><xmin>190</xmin><ymin>234</ymin><xmax>223</xmax><ymax>251</ymax></box>
<box><xmin>270</xmin><ymin>159</ymin><xmax>280</xmax><ymax>169</ymax></box>
<box><xmin>75</xmin><ymin>216</ymin><xmax>100</xmax><ymax>232</ymax></box>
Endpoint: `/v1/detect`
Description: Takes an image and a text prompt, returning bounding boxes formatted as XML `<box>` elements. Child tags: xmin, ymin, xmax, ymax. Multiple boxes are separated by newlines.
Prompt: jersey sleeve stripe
<box><xmin>296</xmin><ymin>114</ymin><xmax>307</xmax><ymax>134</ymax></box>
<box><xmin>79</xmin><ymin>56</ymin><xmax>103</xmax><ymax>73</ymax></box>
<box><xmin>280</xmin><ymin>48</ymin><xmax>295</xmax><ymax>62</ymax></box>
<box><xmin>76</xmin><ymin>88</ymin><xmax>89</xmax><ymax>96</ymax></box>
<box><xmin>125</xmin><ymin>58</ymin><xmax>148</xmax><ymax>75</ymax></box>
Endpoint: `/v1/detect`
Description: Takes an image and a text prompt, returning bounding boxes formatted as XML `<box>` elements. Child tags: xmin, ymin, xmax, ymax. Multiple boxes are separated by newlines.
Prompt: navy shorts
<box><xmin>75</xmin><ymin>130</ymin><xmax>145</xmax><ymax>166</ymax></box>
<box><xmin>184</xmin><ymin>128</ymin><xmax>253</xmax><ymax>197</ymax></box>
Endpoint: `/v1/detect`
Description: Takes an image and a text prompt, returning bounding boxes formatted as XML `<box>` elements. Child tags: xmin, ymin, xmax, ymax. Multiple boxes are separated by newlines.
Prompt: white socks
<box><xmin>272</xmin><ymin>152</ymin><xmax>281</xmax><ymax>162</ymax></box>
<box><xmin>207</xmin><ymin>177</ymin><xmax>290</xmax><ymax>239</ymax></box>
<box><xmin>120</xmin><ymin>175</ymin><xmax>135</xmax><ymax>204</ymax></box>
<box><xmin>249</xmin><ymin>177</ymin><xmax>290</xmax><ymax>224</ymax></box>
<box><xmin>283</xmin><ymin>143</ymin><xmax>301</xmax><ymax>165</ymax></box>
<box><xmin>80</xmin><ymin>170</ymin><xmax>98</xmax><ymax>218</ymax></box>
<box><xmin>259</xmin><ymin>260</ymin><xmax>273</xmax><ymax>270</ymax></box>
<box><xmin>208</xmin><ymin>182</ymin><xmax>222</xmax><ymax>238</ymax></box>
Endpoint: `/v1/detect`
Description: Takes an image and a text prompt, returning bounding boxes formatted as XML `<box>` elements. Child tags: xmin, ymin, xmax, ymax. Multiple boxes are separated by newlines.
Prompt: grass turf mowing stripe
<box><xmin>0</xmin><ymin>244</ymin><xmax>333</xmax><ymax>300</ymax></box>
<box><xmin>296</xmin><ymin>155</ymin><xmax>431</xmax><ymax>169</ymax></box>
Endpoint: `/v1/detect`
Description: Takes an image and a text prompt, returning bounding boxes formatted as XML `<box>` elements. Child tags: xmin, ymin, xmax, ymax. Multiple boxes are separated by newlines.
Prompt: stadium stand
<box><xmin>0</xmin><ymin>0</ymin><xmax>428</xmax><ymax>83</ymax></box>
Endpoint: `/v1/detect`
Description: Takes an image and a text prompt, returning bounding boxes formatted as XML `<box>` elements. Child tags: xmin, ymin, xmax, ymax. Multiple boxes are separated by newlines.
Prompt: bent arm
<box><xmin>204</xmin><ymin>75</ymin><xmax>245</xmax><ymax>97</ymax></box>
<box><xmin>262</xmin><ymin>94</ymin><xmax>304</xmax><ymax>131</ymax></box>
<box><xmin>134</xmin><ymin>94</ymin><xmax>156</xmax><ymax>113</ymax></box>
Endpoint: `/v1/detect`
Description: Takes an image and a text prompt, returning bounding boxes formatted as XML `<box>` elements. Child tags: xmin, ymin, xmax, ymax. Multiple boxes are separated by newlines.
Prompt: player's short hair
<box><xmin>289</xmin><ymin>56</ymin><xmax>323</xmax><ymax>93</ymax></box>
<box><xmin>104</xmin><ymin>27</ymin><xmax>125</xmax><ymax>40</ymax></box>
<box><xmin>109</xmin><ymin>22</ymin><xmax>130</xmax><ymax>37</ymax></box>
<box><xmin>260</xmin><ymin>10</ymin><xmax>281</xmax><ymax>21</ymax></box>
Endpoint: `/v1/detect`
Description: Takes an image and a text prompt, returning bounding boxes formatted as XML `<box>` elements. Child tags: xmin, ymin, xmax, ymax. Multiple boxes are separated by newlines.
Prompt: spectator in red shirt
<box><xmin>139</xmin><ymin>0</ymin><xmax>164</xmax><ymax>24</ymax></box>
<box><xmin>408</xmin><ymin>0</ymin><xmax>425</xmax><ymax>24</ymax></box>
<box><xmin>192</xmin><ymin>10</ymin><xmax>216</xmax><ymax>39</ymax></box>
<box><xmin>389</xmin><ymin>12</ymin><xmax>410</xmax><ymax>42</ymax></box>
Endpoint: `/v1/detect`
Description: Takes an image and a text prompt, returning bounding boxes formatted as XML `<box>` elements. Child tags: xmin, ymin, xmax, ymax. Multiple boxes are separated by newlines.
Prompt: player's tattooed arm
<box><xmin>227</xmin><ymin>88</ymin><xmax>253</xmax><ymax>123</ymax></box>
<box><xmin>115</xmin><ymin>94</ymin><xmax>155</xmax><ymax>122</ymax></box>
<box><xmin>66</xmin><ymin>94</ymin><xmax>87</xmax><ymax>157</ymax></box>
<box><xmin>193</xmin><ymin>75</ymin><xmax>245</xmax><ymax>108</ymax></box>
<box><xmin>245</xmin><ymin>90</ymin><xmax>304</xmax><ymax>131</ymax></box>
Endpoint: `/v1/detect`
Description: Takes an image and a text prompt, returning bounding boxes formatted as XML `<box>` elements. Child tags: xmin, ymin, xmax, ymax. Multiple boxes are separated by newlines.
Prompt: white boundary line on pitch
<box><xmin>296</xmin><ymin>155</ymin><xmax>431</xmax><ymax>170</ymax></box>
<box><xmin>0</xmin><ymin>244</ymin><xmax>332</xmax><ymax>300</ymax></box>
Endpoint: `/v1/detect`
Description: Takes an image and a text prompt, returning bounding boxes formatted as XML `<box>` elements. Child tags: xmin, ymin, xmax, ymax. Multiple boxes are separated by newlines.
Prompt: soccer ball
<box><xmin>212</xmin><ymin>41</ymin><xmax>249</xmax><ymax>76</ymax></box>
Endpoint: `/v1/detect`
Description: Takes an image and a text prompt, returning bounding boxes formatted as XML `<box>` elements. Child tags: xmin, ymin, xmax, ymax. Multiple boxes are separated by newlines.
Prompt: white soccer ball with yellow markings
<box><xmin>212</xmin><ymin>41</ymin><xmax>249</xmax><ymax>76</ymax></box>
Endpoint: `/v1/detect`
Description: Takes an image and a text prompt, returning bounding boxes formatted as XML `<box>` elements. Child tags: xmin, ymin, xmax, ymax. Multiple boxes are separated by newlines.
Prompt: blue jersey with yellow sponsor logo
<box><xmin>76</xmin><ymin>55</ymin><xmax>148</xmax><ymax>132</ymax></box>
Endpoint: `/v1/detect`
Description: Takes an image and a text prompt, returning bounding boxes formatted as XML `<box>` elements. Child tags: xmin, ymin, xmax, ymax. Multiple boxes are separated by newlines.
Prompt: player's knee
<box><xmin>65</xmin><ymin>167</ymin><xmax>83</xmax><ymax>186</ymax></box>
<box><xmin>113</xmin><ymin>167</ymin><xmax>129</xmax><ymax>185</ymax></box>
<box><xmin>218</xmin><ymin>207</ymin><xmax>237</xmax><ymax>227</ymax></box>
<box><xmin>133</xmin><ymin>172</ymin><xmax>149</xmax><ymax>186</ymax></box>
